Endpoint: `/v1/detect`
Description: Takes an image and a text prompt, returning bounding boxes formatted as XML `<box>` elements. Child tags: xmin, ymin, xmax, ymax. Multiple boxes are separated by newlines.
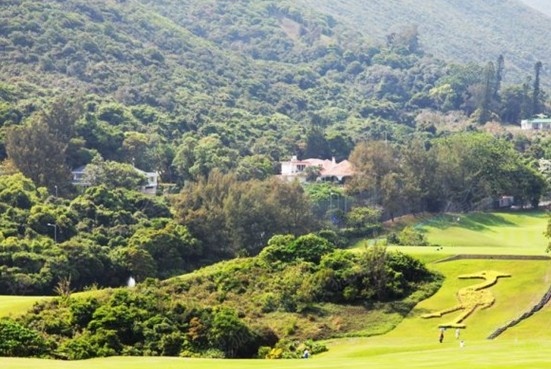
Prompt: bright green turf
<box><xmin>2</xmin><ymin>211</ymin><xmax>551</xmax><ymax>368</ymax></box>
<box><xmin>0</xmin><ymin>296</ymin><xmax>50</xmax><ymax>317</ymax></box>
<box><xmin>419</xmin><ymin>211</ymin><xmax>548</xmax><ymax>251</ymax></box>
<box><xmin>3</xmin><ymin>340</ymin><xmax>551</xmax><ymax>369</ymax></box>
<box><xmin>391</xmin><ymin>258</ymin><xmax>551</xmax><ymax>340</ymax></box>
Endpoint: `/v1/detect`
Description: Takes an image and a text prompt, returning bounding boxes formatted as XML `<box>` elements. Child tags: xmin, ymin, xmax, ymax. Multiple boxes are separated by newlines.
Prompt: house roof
<box><xmin>321</xmin><ymin>159</ymin><xmax>355</xmax><ymax>178</ymax></box>
<box><xmin>299</xmin><ymin>158</ymin><xmax>355</xmax><ymax>178</ymax></box>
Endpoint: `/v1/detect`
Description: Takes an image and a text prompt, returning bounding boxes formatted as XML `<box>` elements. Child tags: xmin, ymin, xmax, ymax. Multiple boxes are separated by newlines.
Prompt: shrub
<box><xmin>259</xmin><ymin>233</ymin><xmax>335</xmax><ymax>264</ymax></box>
<box><xmin>397</xmin><ymin>226</ymin><xmax>429</xmax><ymax>246</ymax></box>
<box><xmin>257</xmin><ymin>345</ymin><xmax>271</xmax><ymax>358</ymax></box>
<box><xmin>0</xmin><ymin>318</ymin><xmax>50</xmax><ymax>357</ymax></box>
<box><xmin>57</xmin><ymin>331</ymin><xmax>98</xmax><ymax>360</ymax></box>
<box><xmin>304</xmin><ymin>339</ymin><xmax>328</xmax><ymax>355</ymax></box>
<box><xmin>387</xmin><ymin>227</ymin><xmax>429</xmax><ymax>246</ymax></box>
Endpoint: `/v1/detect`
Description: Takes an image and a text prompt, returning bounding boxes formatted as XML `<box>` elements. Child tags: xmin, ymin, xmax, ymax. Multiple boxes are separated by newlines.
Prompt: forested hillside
<box><xmin>2</xmin><ymin>0</ymin><xmax>550</xmax><ymax>181</ymax></box>
<box><xmin>2</xmin><ymin>239</ymin><xmax>441</xmax><ymax>359</ymax></box>
<box><xmin>304</xmin><ymin>0</ymin><xmax>551</xmax><ymax>84</ymax></box>
<box><xmin>0</xmin><ymin>0</ymin><xmax>550</xmax><ymax>288</ymax></box>
<box><xmin>1</xmin><ymin>0</ymin><xmax>551</xmax><ymax>361</ymax></box>
<box><xmin>0</xmin><ymin>0</ymin><xmax>550</xmax><ymax>277</ymax></box>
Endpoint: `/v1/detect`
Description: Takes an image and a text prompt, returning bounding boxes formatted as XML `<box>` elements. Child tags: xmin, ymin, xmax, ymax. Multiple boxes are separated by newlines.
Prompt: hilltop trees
<box><xmin>533</xmin><ymin>61</ymin><xmax>544</xmax><ymax>116</ymax></box>
<box><xmin>5</xmin><ymin>117</ymin><xmax>70</xmax><ymax>194</ymax></box>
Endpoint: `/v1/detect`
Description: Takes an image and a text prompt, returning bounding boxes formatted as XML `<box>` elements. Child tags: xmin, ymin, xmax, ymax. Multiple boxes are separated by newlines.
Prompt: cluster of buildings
<box><xmin>70</xmin><ymin>156</ymin><xmax>353</xmax><ymax>196</ymax></box>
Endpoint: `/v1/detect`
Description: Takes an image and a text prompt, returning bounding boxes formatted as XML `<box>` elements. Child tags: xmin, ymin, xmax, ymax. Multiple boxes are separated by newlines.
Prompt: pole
<box><xmin>47</xmin><ymin>223</ymin><xmax>57</xmax><ymax>243</ymax></box>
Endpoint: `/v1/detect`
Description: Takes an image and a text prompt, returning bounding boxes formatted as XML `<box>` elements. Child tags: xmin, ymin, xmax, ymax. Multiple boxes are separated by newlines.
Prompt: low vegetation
<box><xmin>2</xmin><ymin>234</ymin><xmax>440</xmax><ymax>360</ymax></box>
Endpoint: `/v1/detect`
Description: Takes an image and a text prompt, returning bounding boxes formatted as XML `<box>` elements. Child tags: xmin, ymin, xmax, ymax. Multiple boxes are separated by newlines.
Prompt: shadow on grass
<box><xmin>386</xmin><ymin>301</ymin><xmax>416</xmax><ymax>316</ymax></box>
<box><xmin>419</xmin><ymin>213</ymin><xmax>518</xmax><ymax>232</ymax></box>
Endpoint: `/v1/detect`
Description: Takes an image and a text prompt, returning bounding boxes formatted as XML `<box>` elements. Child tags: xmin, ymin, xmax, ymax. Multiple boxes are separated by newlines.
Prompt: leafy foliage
<box><xmin>0</xmin><ymin>318</ymin><xmax>49</xmax><ymax>357</ymax></box>
<box><xmin>13</xmin><ymin>237</ymin><xmax>440</xmax><ymax>359</ymax></box>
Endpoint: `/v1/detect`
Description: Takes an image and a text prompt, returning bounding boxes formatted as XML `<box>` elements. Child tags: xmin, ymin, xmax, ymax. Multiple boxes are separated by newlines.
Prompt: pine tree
<box><xmin>494</xmin><ymin>55</ymin><xmax>504</xmax><ymax>100</ymax></box>
<box><xmin>532</xmin><ymin>61</ymin><xmax>543</xmax><ymax>116</ymax></box>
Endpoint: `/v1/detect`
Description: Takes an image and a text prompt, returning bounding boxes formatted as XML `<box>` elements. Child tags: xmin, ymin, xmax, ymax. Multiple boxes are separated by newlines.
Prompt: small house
<box><xmin>279</xmin><ymin>156</ymin><xmax>355</xmax><ymax>183</ymax></box>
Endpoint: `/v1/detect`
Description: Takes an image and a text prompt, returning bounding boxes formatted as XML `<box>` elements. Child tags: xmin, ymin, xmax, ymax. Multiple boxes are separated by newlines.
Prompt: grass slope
<box><xmin>2</xmin><ymin>211</ymin><xmax>551</xmax><ymax>368</ymax></box>
<box><xmin>0</xmin><ymin>296</ymin><xmax>49</xmax><ymax>318</ymax></box>
<box><xmin>420</xmin><ymin>211</ymin><xmax>548</xmax><ymax>250</ymax></box>
<box><xmin>394</xmin><ymin>258</ymin><xmax>551</xmax><ymax>340</ymax></box>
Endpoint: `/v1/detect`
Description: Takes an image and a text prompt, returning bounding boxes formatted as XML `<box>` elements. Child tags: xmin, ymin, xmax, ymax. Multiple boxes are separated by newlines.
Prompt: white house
<box><xmin>279</xmin><ymin>156</ymin><xmax>355</xmax><ymax>183</ymax></box>
<box><xmin>521</xmin><ymin>117</ymin><xmax>551</xmax><ymax>130</ymax></box>
<box><xmin>71</xmin><ymin>165</ymin><xmax>89</xmax><ymax>186</ymax></box>
<box><xmin>134</xmin><ymin>168</ymin><xmax>159</xmax><ymax>195</ymax></box>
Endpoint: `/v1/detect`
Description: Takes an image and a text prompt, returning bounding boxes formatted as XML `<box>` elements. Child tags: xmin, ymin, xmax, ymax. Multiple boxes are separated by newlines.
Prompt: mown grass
<box><xmin>2</xmin><ymin>211</ymin><xmax>551</xmax><ymax>369</ymax></box>
<box><xmin>391</xmin><ymin>258</ymin><xmax>551</xmax><ymax>340</ymax></box>
<box><xmin>3</xmin><ymin>340</ymin><xmax>551</xmax><ymax>369</ymax></box>
<box><xmin>0</xmin><ymin>296</ymin><xmax>50</xmax><ymax>318</ymax></box>
<box><xmin>419</xmin><ymin>211</ymin><xmax>548</xmax><ymax>251</ymax></box>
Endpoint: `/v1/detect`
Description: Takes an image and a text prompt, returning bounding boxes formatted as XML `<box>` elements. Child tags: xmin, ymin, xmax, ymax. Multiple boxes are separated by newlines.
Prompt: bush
<box><xmin>0</xmin><ymin>318</ymin><xmax>50</xmax><ymax>357</ymax></box>
<box><xmin>257</xmin><ymin>345</ymin><xmax>271</xmax><ymax>358</ymax></box>
<box><xmin>397</xmin><ymin>226</ymin><xmax>429</xmax><ymax>246</ymax></box>
<box><xmin>259</xmin><ymin>233</ymin><xmax>335</xmax><ymax>264</ymax></box>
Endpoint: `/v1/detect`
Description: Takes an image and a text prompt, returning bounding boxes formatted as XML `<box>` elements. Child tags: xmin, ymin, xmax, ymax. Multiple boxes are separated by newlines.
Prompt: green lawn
<box><xmin>391</xmin><ymin>258</ymin><xmax>551</xmax><ymax>340</ymax></box>
<box><xmin>419</xmin><ymin>211</ymin><xmax>548</xmax><ymax>251</ymax></box>
<box><xmin>2</xmin><ymin>211</ymin><xmax>551</xmax><ymax>368</ymax></box>
<box><xmin>3</xmin><ymin>340</ymin><xmax>551</xmax><ymax>369</ymax></box>
<box><xmin>0</xmin><ymin>296</ymin><xmax>50</xmax><ymax>318</ymax></box>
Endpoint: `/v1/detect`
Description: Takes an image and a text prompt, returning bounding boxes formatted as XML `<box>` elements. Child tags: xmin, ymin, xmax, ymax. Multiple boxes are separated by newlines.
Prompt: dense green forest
<box><xmin>0</xmin><ymin>0</ymin><xmax>551</xmax><ymax>294</ymax></box>
<box><xmin>0</xmin><ymin>0</ymin><xmax>550</xmax><ymax>299</ymax></box>
<box><xmin>2</xmin><ymin>0</ymin><xmax>551</xmax><ymax>185</ymax></box>
<box><xmin>302</xmin><ymin>0</ymin><xmax>551</xmax><ymax>85</ymax></box>
<box><xmin>1</xmin><ymin>0</ymin><xmax>551</xmax><ymax>360</ymax></box>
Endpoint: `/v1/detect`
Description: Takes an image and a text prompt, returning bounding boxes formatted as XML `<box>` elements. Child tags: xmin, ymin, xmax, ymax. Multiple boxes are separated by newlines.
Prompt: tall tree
<box><xmin>521</xmin><ymin>77</ymin><xmax>533</xmax><ymax>119</ymax></box>
<box><xmin>348</xmin><ymin>140</ymin><xmax>397</xmax><ymax>204</ymax></box>
<box><xmin>494</xmin><ymin>55</ymin><xmax>504</xmax><ymax>101</ymax></box>
<box><xmin>303</xmin><ymin>126</ymin><xmax>330</xmax><ymax>159</ymax></box>
<box><xmin>477</xmin><ymin>62</ymin><xmax>495</xmax><ymax>124</ymax></box>
<box><xmin>400</xmin><ymin>139</ymin><xmax>438</xmax><ymax>212</ymax></box>
<box><xmin>533</xmin><ymin>61</ymin><xmax>543</xmax><ymax>116</ymax></box>
<box><xmin>5</xmin><ymin>117</ymin><xmax>70</xmax><ymax>193</ymax></box>
<box><xmin>499</xmin><ymin>85</ymin><xmax>524</xmax><ymax>124</ymax></box>
<box><xmin>5</xmin><ymin>98</ymin><xmax>82</xmax><ymax>195</ymax></box>
<box><xmin>174</xmin><ymin>172</ymin><xmax>316</xmax><ymax>259</ymax></box>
